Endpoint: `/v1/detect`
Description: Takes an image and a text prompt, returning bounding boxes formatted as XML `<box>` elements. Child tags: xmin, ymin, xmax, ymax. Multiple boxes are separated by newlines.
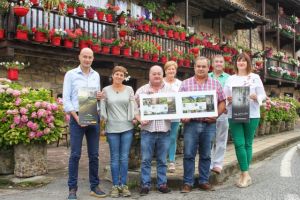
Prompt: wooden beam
<box><xmin>276</xmin><ymin>2</ymin><xmax>280</xmax><ymax>51</ymax></box>
<box><xmin>234</xmin><ymin>22</ymin><xmax>259</xmax><ymax>30</ymax></box>
<box><xmin>203</xmin><ymin>10</ymin><xmax>237</xmax><ymax>19</ymax></box>
<box><xmin>185</xmin><ymin>0</ymin><xmax>189</xmax><ymax>29</ymax></box>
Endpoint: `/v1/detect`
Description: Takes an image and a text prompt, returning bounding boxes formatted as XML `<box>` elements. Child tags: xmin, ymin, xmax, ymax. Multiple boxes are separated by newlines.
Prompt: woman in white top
<box><xmin>163</xmin><ymin>61</ymin><xmax>182</xmax><ymax>173</ymax></box>
<box><xmin>224</xmin><ymin>53</ymin><xmax>266</xmax><ymax>188</ymax></box>
<box><xmin>101</xmin><ymin>66</ymin><xmax>135</xmax><ymax>197</ymax></box>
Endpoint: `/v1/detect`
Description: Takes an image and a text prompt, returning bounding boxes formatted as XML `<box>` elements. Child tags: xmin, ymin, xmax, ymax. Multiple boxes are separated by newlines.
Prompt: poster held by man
<box><xmin>232</xmin><ymin>86</ymin><xmax>250</xmax><ymax>122</ymax></box>
<box><xmin>78</xmin><ymin>87</ymin><xmax>98</xmax><ymax>125</ymax></box>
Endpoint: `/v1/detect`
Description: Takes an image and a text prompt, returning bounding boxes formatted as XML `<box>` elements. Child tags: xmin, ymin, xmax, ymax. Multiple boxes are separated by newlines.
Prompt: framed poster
<box><xmin>139</xmin><ymin>90</ymin><xmax>218</xmax><ymax>120</ymax></box>
<box><xmin>232</xmin><ymin>86</ymin><xmax>250</xmax><ymax>123</ymax></box>
<box><xmin>78</xmin><ymin>87</ymin><xmax>98</xmax><ymax>125</ymax></box>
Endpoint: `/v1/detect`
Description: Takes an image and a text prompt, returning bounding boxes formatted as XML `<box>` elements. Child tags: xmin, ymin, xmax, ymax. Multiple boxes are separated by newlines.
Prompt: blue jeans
<box><xmin>168</xmin><ymin>122</ymin><xmax>180</xmax><ymax>162</ymax></box>
<box><xmin>183</xmin><ymin>121</ymin><xmax>216</xmax><ymax>186</ymax></box>
<box><xmin>106</xmin><ymin>129</ymin><xmax>133</xmax><ymax>186</ymax></box>
<box><xmin>140</xmin><ymin>130</ymin><xmax>170</xmax><ymax>188</ymax></box>
<box><xmin>68</xmin><ymin>116</ymin><xmax>100</xmax><ymax>190</ymax></box>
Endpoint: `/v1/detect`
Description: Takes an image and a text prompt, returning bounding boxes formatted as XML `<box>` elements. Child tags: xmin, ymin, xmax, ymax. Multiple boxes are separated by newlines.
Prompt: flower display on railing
<box><xmin>32</xmin><ymin>26</ymin><xmax>49</xmax><ymax>36</ymax></box>
<box><xmin>282</xmin><ymin>25</ymin><xmax>296</xmax><ymax>33</ymax></box>
<box><xmin>0</xmin><ymin>83</ymin><xmax>66</xmax><ymax>147</ymax></box>
<box><xmin>290</xmin><ymin>15</ymin><xmax>299</xmax><ymax>25</ymax></box>
<box><xmin>267</xmin><ymin>66</ymin><xmax>283</xmax><ymax>73</ymax></box>
<box><xmin>273</xmin><ymin>51</ymin><xmax>285</xmax><ymax>60</ymax></box>
<box><xmin>101</xmin><ymin>38</ymin><xmax>113</xmax><ymax>46</ymax></box>
<box><xmin>0</xmin><ymin>0</ymin><xmax>9</xmax><ymax>13</ymax></box>
<box><xmin>0</xmin><ymin>61</ymin><xmax>29</xmax><ymax>70</ymax></box>
<box><xmin>105</xmin><ymin>3</ymin><xmax>119</xmax><ymax>15</ymax></box>
<box><xmin>49</xmin><ymin>28</ymin><xmax>64</xmax><ymax>37</ymax></box>
<box><xmin>288</xmin><ymin>57</ymin><xmax>300</xmax><ymax>66</ymax></box>
<box><xmin>64</xmin><ymin>28</ymin><xmax>82</xmax><ymax>41</ymax></box>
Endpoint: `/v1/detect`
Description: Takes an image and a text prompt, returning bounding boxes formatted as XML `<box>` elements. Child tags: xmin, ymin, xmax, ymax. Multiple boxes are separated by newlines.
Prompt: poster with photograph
<box><xmin>139</xmin><ymin>90</ymin><xmax>218</xmax><ymax>120</ymax></box>
<box><xmin>232</xmin><ymin>86</ymin><xmax>250</xmax><ymax>122</ymax></box>
<box><xmin>78</xmin><ymin>87</ymin><xmax>98</xmax><ymax>125</ymax></box>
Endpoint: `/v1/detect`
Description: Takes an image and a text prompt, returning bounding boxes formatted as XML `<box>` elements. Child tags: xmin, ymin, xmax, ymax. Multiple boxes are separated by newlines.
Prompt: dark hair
<box><xmin>234</xmin><ymin>52</ymin><xmax>252</xmax><ymax>74</ymax></box>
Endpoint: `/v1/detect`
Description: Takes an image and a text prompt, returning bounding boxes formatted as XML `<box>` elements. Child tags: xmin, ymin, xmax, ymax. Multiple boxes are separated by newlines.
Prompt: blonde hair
<box><xmin>164</xmin><ymin>61</ymin><xmax>178</xmax><ymax>71</ymax></box>
<box><xmin>112</xmin><ymin>66</ymin><xmax>128</xmax><ymax>75</ymax></box>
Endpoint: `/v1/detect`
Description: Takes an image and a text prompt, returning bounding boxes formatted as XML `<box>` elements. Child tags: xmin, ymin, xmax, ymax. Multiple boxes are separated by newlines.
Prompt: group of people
<box><xmin>63</xmin><ymin>47</ymin><xmax>266</xmax><ymax>200</ymax></box>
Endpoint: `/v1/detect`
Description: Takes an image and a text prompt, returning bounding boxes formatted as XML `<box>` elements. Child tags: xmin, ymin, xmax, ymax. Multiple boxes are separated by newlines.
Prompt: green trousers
<box><xmin>229</xmin><ymin>118</ymin><xmax>260</xmax><ymax>172</ymax></box>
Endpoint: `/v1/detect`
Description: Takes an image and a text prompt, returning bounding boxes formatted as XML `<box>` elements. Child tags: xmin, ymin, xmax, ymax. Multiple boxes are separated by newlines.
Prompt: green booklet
<box><xmin>78</xmin><ymin>87</ymin><xmax>98</xmax><ymax>125</ymax></box>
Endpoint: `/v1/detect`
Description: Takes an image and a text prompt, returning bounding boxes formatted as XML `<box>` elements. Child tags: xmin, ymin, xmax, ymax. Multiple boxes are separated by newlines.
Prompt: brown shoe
<box><xmin>181</xmin><ymin>184</ymin><xmax>192</xmax><ymax>193</ymax></box>
<box><xmin>211</xmin><ymin>167</ymin><xmax>221</xmax><ymax>174</ymax></box>
<box><xmin>199</xmin><ymin>183</ymin><xmax>215</xmax><ymax>191</ymax></box>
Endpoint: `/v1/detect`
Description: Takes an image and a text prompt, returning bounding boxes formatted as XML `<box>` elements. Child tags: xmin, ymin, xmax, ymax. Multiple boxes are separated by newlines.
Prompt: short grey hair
<box><xmin>194</xmin><ymin>56</ymin><xmax>210</xmax><ymax>66</ymax></box>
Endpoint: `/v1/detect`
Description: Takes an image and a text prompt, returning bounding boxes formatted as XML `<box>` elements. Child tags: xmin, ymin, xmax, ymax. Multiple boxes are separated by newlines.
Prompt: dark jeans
<box><xmin>68</xmin><ymin>116</ymin><xmax>100</xmax><ymax>190</ymax></box>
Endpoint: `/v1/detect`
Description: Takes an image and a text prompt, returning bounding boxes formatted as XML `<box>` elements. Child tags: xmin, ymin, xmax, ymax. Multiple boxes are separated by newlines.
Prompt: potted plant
<box><xmin>142</xmin><ymin>19</ymin><xmax>151</xmax><ymax>33</ymax></box>
<box><xmin>65</xmin><ymin>0</ymin><xmax>76</xmax><ymax>15</ymax></box>
<box><xmin>85</xmin><ymin>6</ymin><xmax>96</xmax><ymax>20</ymax></box>
<box><xmin>79</xmin><ymin>31</ymin><xmax>92</xmax><ymax>49</ymax></box>
<box><xmin>131</xmin><ymin>40</ymin><xmax>142</xmax><ymax>58</ymax></box>
<box><xmin>0</xmin><ymin>83</ymin><xmax>66</xmax><ymax>177</ymax></box>
<box><xmin>75</xmin><ymin>2</ymin><xmax>85</xmax><ymax>17</ymax></box>
<box><xmin>160</xmin><ymin>51</ymin><xmax>168</xmax><ymax>64</ymax></box>
<box><xmin>49</xmin><ymin>28</ymin><xmax>64</xmax><ymax>46</ymax></box>
<box><xmin>0</xmin><ymin>61</ymin><xmax>28</xmax><ymax>80</ymax></box>
<box><xmin>117</xmin><ymin>11</ymin><xmax>127</xmax><ymax>25</ymax></box>
<box><xmin>0</xmin><ymin>26</ymin><xmax>4</xmax><ymax>40</ymax></box>
<box><xmin>63</xmin><ymin>28</ymin><xmax>81</xmax><ymax>48</ymax></box>
<box><xmin>105</xmin><ymin>3</ymin><xmax>119</xmax><ymax>23</ymax></box>
<box><xmin>91</xmin><ymin>36</ymin><xmax>101</xmax><ymax>53</ymax></box>
<box><xmin>157</xmin><ymin>22</ymin><xmax>167</xmax><ymax>37</ymax></box>
<box><xmin>177</xmin><ymin>26</ymin><xmax>187</xmax><ymax>41</ymax></box>
<box><xmin>32</xmin><ymin>26</ymin><xmax>49</xmax><ymax>43</ymax></box>
<box><xmin>121</xmin><ymin>40</ymin><xmax>131</xmax><ymax>57</ymax></box>
<box><xmin>167</xmin><ymin>25</ymin><xmax>175</xmax><ymax>38</ymax></box>
<box><xmin>13</xmin><ymin>0</ymin><xmax>31</xmax><ymax>17</ymax></box>
<box><xmin>111</xmin><ymin>38</ymin><xmax>121</xmax><ymax>55</ymax></box>
<box><xmin>267</xmin><ymin>66</ymin><xmax>283</xmax><ymax>77</ymax></box>
<box><xmin>118</xmin><ymin>25</ymin><xmax>132</xmax><ymax>37</ymax></box>
<box><xmin>0</xmin><ymin>0</ymin><xmax>9</xmax><ymax>14</ymax></box>
<box><xmin>96</xmin><ymin>7</ymin><xmax>105</xmax><ymax>21</ymax></box>
<box><xmin>101</xmin><ymin>38</ymin><xmax>113</xmax><ymax>54</ymax></box>
<box><xmin>15</xmin><ymin>24</ymin><xmax>31</xmax><ymax>40</ymax></box>
<box><xmin>183</xmin><ymin>53</ymin><xmax>195</xmax><ymax>68</ymax></box>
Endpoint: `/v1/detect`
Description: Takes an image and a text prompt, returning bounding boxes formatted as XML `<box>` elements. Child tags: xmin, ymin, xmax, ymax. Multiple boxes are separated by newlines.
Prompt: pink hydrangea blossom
<box><xmin>41</xmin><ymin>101</ymin><xmax>48</xmax><ymax>108</ymax></box>
<box><xmin>34</xmin><ymin>101</ymin><xmax>41</xmax><ymax>108</ymax></box>
<box><xmin>28</xmin><ymin>132</ymin><xmax>36</xmax><ymax>139</ymax></box>
<box><xmin>10</xmin><ymin>124</ymin><xmax>15</xmax><ymax>129</ymax></box>
<box><xmin>20</xmin><ymin>107</ymin><xmax>28</xmax><ymax>115</ymax></box>
<box><xmin>36</xmin><ymin>131</ymin><xmax>43</xmax><ymax>137</ymax></box>
<box><xmin>31</xmin><ymin>112</ymin><xmax>37</xmax><ymax>118</ymax></box>
<box><xmin>44</xmin><ymin>128</ymin><xmax>51</xmax><ymax>134</ymax></box>
<box><xmin>48</xmin><ymin>123</ymin><xmax>54</xmax><ymax>128</ymax></box>
<box><xmin>13</xmin><ymin>115</ymin><xmax>21</xmax><ymax>124</ymax></box>
<box><xmin>51</xmin><ymin>104</ymin><xmax>58</xmax><ymax>111</ymax></box>
<box><xmin>15</xmin><ymin>97</ymin><xmax>22</xmax><ymax>106</ymax></box>
<box><xmin>6</xmin><ymin>88</ymin><xmax>13</xmax><ymax>94</ymax></box>
<box><xmin>37</xmin><ymin>109</ymin><xmax>46</xmax><ymax>118</ymax></box>
<box><xmin>56</xmin><ymin>98</ymin><xmax>63</xmax><ymax>104</ymax></box>
<box><xmin>21</xmin><ymin>115</ymin><xmax>28</xmax><ymax>123</ymax></box>
<box><xmin>12</xmin><ymin>90</ymin><xmax>21</xmax><ymax>97</ymax></box>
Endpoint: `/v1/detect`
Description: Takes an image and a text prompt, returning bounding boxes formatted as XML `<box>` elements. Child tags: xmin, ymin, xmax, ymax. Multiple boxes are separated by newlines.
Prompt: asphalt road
<box><xmin>1</xmin><ymin>143</ymin><xmax>300</xmax><ymax>200</ymax></box>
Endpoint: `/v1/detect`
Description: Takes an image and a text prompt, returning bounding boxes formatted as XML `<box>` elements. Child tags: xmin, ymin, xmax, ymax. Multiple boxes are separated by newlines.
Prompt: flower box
<box><xmin>118</xmin><ymin>16</ymin><xmax>126</xmax><ymax>25</ymax></box>
<box><xmin>158</xmin><ymin>28</ymin><xmax>165</xmax><ymax>37</ymax></box>
<box><xmin>173</xmin><ymin>31</ymin><xmax>180</xmax><ymax>40</ymax></box>
<box><xmin>152</xmin><ymin>54</ymin><xmax>159</xmax><ymax>62</ymax></box>
<box><xmin>76</xmin><ymin>7</ymin><xmax>85</xmax><ymax>17</ymax></box>
<box><xmin>0</xmin><ymin>29</ymin><xmax>4</xmax><ymax>39</ymax></box>
<box><xmin>143</xmin><ymin>24</ymin><xmax>150</xmax><ymax>33</ymax></box>
<box><xmin>97</xmin><ymin>11</ymin><xmax>105</xmax><ymax>21</ymax></box>
<box><xmin>132</xmin><ymin>51</ymin><xmax>140</xmax><ymax>58</ymax></box>
<box><xmin>64</xmin><ymin>39</ymin><xmax>73</xmax><ymax>48</ymax></box>
<box><xmin>143</xmin><ymin>53</ymin><xmax>150</xmax><ymax>60</ymax></box>
<box><xmin>283</xmin><ymin>74</ymin><xmax>296</xmax><ymax>81</ymax></box>
<box><xmin>13</xmin><ymin>7</ymin><xmax>29</xmax><ymax>17</ymax></box>
<box><xmin>119</xmin><ymin>30</ymin><xmax>127</xmax><ymax>37</ymax></box>
<box><xmin>91</xmin><ymin>44</ymin><xmax>101</xmax><ymax>53</ymax></box>
<box><xmin>121</xmin><ymin>48</ymin><xmax>130</xmax><ymax>56</ymax></box>
<box><xmin>15</xmin><ymin>30</ymin><xmax>28</xmax><ymax>40</ymax></box>
<box><xmin>111</xmin><ymin>46</ymin><xmax>120</xmax><ymax>55</ymax></box>
<box><xmin>167</xmin><ymin>30</ymin><xmax>173</xmax><ymax>38</ymax></box>
<box><xmin>268</xmin><ymin>70</ymin><xmax>281</xmax><ymax>78</ymax></box>
<box><xmin>179</xmin><ymin>32</ymin><xmax>186</xmax><ymax>41</ymax></box>
<box><xmin>34</xmin><ymin>31</ymin><xmax>47</xmax><ymax>43</ymax></box>
<box><xmin>105</xmin><ymin>14</ymin><xmax>113</xmax><ymax>23</ymax></box>
<box><xmin>51</xmin><ymin>36</ymin><xmax>61</xmax><ymax>46</ymax></box>
<box><xmin>67</xmin><ymin>6</ymin><xmax>74</xmax><ymax>15</ymax></box>
<box><xmin>102</xmin><ymin>46</ymin><xmax>110</xmax><ymax>54</ymax></box>
<box><xmin>7</xmin><ymin>69</ymin><xmax>19</xmax><ymax>80</ymax></box>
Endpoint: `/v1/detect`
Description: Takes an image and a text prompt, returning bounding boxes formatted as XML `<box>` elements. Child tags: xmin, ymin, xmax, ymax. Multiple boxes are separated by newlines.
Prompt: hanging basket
<box><xmin>13</xmin><ymin>6</ymin><xmax>29</xmax><ymax>17</ymax></box>
<box><xmin>7</xmin><ymin>69</ymin><xmax>19</xmax><ymax>81</ymax></box>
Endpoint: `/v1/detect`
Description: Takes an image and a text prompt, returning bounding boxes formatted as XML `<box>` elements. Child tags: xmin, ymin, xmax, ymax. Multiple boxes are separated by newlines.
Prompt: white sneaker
<box><xmin>297</xmin><ymin>144</ymin><xmax>300</xmax><ymax>150</ymax></box>
<box><xmin>168</xmin><ymin>162</ymin><xmax>176</xmax><ymax>173</ymax></box>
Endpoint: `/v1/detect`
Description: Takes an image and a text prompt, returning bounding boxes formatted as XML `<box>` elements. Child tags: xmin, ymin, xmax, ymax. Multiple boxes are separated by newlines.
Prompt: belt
<box><xmin>190</xmin><ymin>119</ymin><xmax>208</xmax><ymax>123</ymax></box>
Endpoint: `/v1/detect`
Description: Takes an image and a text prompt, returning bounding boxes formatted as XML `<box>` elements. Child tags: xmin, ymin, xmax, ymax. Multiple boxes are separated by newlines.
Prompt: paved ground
<box><xmin>0</xmin><ymin>123</ymin><xmax>300</xmax><ymax>199</ymax></box>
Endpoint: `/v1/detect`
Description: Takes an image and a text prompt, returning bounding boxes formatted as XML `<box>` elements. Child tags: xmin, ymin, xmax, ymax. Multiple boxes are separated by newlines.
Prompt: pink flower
<box><xmin>34</xmin><ymin>101</ymin><xmax>41</xmax><ymax>108</ymax></box>
<box><xmin>21</xmin><ymin>88</ymin><xmax>29</xmax><ymax>94</ymax></box>
<box><xmin>37</xmin><ymin>109</ymin><xmax>46</xmax><ymax>118</ymax></box>
<box><xmin>46</xmin><ymin>104</ymin><xmax>52</xmax><ymax>111</ymax></box>
<box><xmin>51</xmin><ymin>104</ymin><xmax>58</xmax><ymax>111</ymax></box>
<box><xmin>41</xmin><ymin>101</ymin><xmax>48</xmax><ymax>108</ymax></box>
<box><xmin>21</xmin><ymin>115</ymin><xmax>28</xmax><ymax>123</ymax></box>
<box><xmin>31</xmin><ymin>112</ymin><xmax>37</xmax><ymax>118</ymax></box>
<box><xmin>48</xmin><ymin>123</ymin><xmax>54</xmax><ymax>128</ymax></box>
<box><xmin>27</xmin><ymin>121</ymin><xmax>33</xmax><ymax>128</ymax></box>
<box><xmin>6</xmin><ymin>88</ymin><xmax>13</xmax><ymax>94</ymax></box>
<box><xmin>0</xmin><ymin>88</ymin><xmax>4</xmax><ymax>93</ymax></box>
<box><xmin>15</xmin><ymin>97</ymin><xmax>22</xmax><ymax>106</ymax></box>
<box><xmin>44</xmin><ymin>128</ymin><xmax>51</xmax><ymax>134</ymax></box>
<box><xmin>13</xmin><ymin>115</ymin><xmax>21</xmax><ymax>124</ymax></box>
<box><xmin>20</xmin><ymin>107</ymin><xmax>28</xmax><ymax>115</ymax></box>
<box><xmin>56</xmin><ymin>98</ymin><xmax>63</xmax><ymax>104</ymax></box>
<box><xmin>65</xmin><ymin>114</ymin><xmax>70</xmax><ymax>122</ymax></box>
<box><xmin>12</xmin><ymin>90</ymin><xmax>21</xmax><ymax>97</ymax></box>
<box><xmin>10</xmin><ymin>124</ymin><xmax>15</xmax><ymax>129</ymax></box>
<box><xmin>28</xmin><ymin>132</ymin><xmax>36</xmax><ymax>139</ymax></box>
<box><xmin>36</xmin><ymin>131</ymin><xmax>43</xmax><ymax>137</ymax></box>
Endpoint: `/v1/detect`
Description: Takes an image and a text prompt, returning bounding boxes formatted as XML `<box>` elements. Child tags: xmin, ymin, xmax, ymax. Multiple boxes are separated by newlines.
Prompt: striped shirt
<box><xmin>180</xmin><ymin>76</ymin><xmax>226</xmax><ymax>120</ymax></box>
<box><xmin>135</xmin><ymin>83</ymin><xmax>171</xmax><ymax>133</ymax></box>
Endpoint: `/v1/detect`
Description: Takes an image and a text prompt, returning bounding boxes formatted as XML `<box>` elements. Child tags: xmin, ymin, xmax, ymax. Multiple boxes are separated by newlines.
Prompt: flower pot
<box><xmin>13</xmin><ymin>7</ymin><xmax>29</xmax><ymax>17</ymax></box>
<box><xmin>102</xmin><ymin>46</ymin><xmax>110</xmax><ymax>54</ymax></box>
<box><xmin>132</xmin><ymin>51</ymin><xmax>140</xmax><ymax>58</ymax></box>
<box><xmin>105</xmin><ymin>14</ymin><xmax>113</xmax><ymax>23</ymax></box>
<box><xmin>119</xmin><ymin>30</ymin><xmax>127</xmax><ymax>37</ymax></box>
<box><xmin>183</xmin><ymin>59</ymin><xmax>191</xmax><ymax>67</ymax></box>
<box><xmin>30</xmin><ymin>0</ymin><xmax>39</xmax><ymax>6</ymax></box>
<box><xmin>173</xmin><ymin>31</ymin><xmax>180</xmax><ymax>40</ymax></box>
<box><xmin>170</xmin><ymin>56</ymin><xmax>177</xmax><ymax>62</ymax></box>
<box><xmin>34</xmin><ymin>31</ymin><xmax>47</xmax><ymax>43</ymax></box>
<box><xmin>86</xmin><ymin>12</ymin><xmax>95</xmax><ymax>20</ymax></box>
<box><xmin>256</xmin><ymin>61</ymin><xmax>263</xmax><ymax>67</ymax></box>
<box><xmin>7</xmin><ymin>69</ymin><xmax>19</xmax><ymax>81</ymax></box>
<box><xmin>189</xmin><ymin>36</ymin><xmax>195</xmax><ymax>44</ymax></box>
<box><xmin>64</xmin><ymin>39</ymin><xmax>73</xmax><ymax>48</ymax></box>
<box><xmin>16</xmin><ymin>30</ymin><xmax>28</xmax><ymax>40</ymax></box>
<box><xmin>96</xmin><ymin>11</ymin><xmax>105</xmax><ymax>21</ymax></box>
<box><xmin>167</xmin><ymin>30</ymin><xmax>174</xmax><ymax>38</ymax></box>
<box><xmin>137</xmin><ymin>25</ymin><xmax>143</xmax><ymax>31</ymax></box>
<box><xmin>67</xmin><ymin>6</ymin><xmax>74</xmax><ymax>15</ymax></box>
<box><xmin>51</xmin><ymin>36</ymin><xmax>61</xmax><ymax>46</ymax></box>
<box><xmin>143</xmin><ymin>24</ymin><xmax>150</xmax><ymax>32</ymax></box>
<box><xmin>111</xmin><ymin>46</ymin><xmax>120</xmax><ymax>55</ymax></box>
<box><xmin>58</xmin><ymin>2</ymin><xmax>65</xmax><ymax>11</ymax></box>
<box><xmin>79</xmin><ymin>40</ymin><xmax>89</xmax><ymax>49</ymax></box>
<box><xmin>158</xmin><ymin>28</ymin><xmax>165</xmax><ymax>37</ymax></box>
<box><xmin>118</xmin><ymin>16</ymin><xmax>126</xmax><ymax>25</ymax></box>
<box><xmin>14</xmin><ymin>143</ymin><xmax>47</xmax><ymax>178</ymax></box>
<box><xmin>0</xmin><ymin>29</ymin><xmax>4</xmax><ymax>40</ymax></box>
<box><xmin>152</xmin><ymin>54</ymin><xmax>159</xmax><ymax>62</ymax></box>
<box><xmin>0</xmin><ymin>147</ymin><xmax>14</xmax><ymax>175</ymax></box>
<box><xmin>160</xmin><ymin>56</ymin><xmax>167</xmax><ymax>64</ymax></box>
<box><xmin>143</xmin><ymin>53</ymin><xmax>150</xmax><ymax>60</ymax></box>
<box><xmin>178</xmin><ymin>59</ymin><xmax>184</xmax><ymax>67</ymax></box>
<box><xmin>179</xmin><ymin>32</ymin><xmax>186</xmax><ymax>41</ymax></box>
<box><xmin>76</xmin><ymin>6</ymin><xmax>85</xmax><ymax>17</ymax></box>
<box><xmin>91</xmin><ymin>44</ymin><xmax>101</xmax><ymax>53</ymax></box>
<box><xmin>121</xmin><ymin>48</ymin><xmax>130</xmax><ymax>56</ymax></box>
<box><xmin>151</xmin><ymin>26</ymin><xmax>157</xmax><ymax>35</ymax></box>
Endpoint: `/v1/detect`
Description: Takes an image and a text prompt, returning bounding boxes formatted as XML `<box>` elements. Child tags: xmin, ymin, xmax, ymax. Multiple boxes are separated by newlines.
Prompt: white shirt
<box><xmin>224</xmin><ymin>73</ymin><xmax>266</xmax><ymax>119</ymax></box>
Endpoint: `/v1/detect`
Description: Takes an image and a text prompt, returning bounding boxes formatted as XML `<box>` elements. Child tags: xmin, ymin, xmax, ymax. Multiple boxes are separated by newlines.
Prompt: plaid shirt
<box><xmin>135</xmin><ymin>82</ymin><xmax>171</xmax><ymax>133</ymax></box>
<box><xmin>180</xmin><ymin>76</ymin><xmax>226</xmax><ymax>119</ymax></box>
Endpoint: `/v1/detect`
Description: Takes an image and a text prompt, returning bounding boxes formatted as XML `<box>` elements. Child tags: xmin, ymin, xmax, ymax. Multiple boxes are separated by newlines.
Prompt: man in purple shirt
<box><xmin>180</xmin><ymin>56</ymin><xmax>226</xmax><ymax>193</ymax></box>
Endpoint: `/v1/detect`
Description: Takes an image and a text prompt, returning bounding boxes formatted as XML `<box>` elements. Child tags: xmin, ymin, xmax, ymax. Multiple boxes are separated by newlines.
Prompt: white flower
<box><xmin>124</xmin><ymin>75</ymin><xmax>131</xmax><ymax>81</ymax></box>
